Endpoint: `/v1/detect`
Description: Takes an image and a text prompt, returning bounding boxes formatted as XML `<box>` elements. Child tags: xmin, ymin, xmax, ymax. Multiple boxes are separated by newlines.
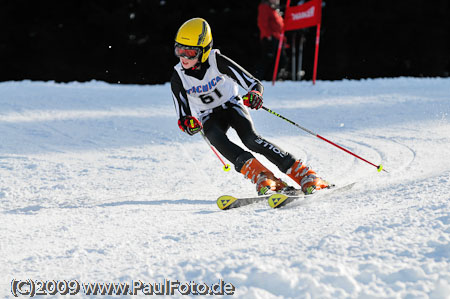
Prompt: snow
<box><xmin>0</xmin><ymin>78</ymin><xmax>449</xmax><ymax>298</ymax></box>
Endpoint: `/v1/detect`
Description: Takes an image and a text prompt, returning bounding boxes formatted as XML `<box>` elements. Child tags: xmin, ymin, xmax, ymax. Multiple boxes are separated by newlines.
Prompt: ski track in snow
<box><xmin>0</xmin><ymin>78</ymin><xmax>449</xmax><ymax>298</ymax></box>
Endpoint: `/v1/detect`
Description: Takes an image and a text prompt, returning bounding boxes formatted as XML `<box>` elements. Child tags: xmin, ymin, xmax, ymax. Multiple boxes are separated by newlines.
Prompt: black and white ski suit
<box><xmin>171</xmin><ymin>49</ymin><xmax>296</xmax><ymax>173</ymax></box>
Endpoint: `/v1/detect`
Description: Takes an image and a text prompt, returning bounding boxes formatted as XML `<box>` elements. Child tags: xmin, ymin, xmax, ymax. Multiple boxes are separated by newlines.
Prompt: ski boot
<box><xmin>286</xmin><ymin>159</ymin><xmax>330</xmax><ymax>195</ymax></box>
<box><xmin>240</xmin><ymin>158</ymin><xmax>287</xmax><ymax>195</ymax></box>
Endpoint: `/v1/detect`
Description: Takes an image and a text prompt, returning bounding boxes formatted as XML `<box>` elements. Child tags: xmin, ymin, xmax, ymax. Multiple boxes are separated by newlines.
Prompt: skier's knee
<box><xmin>241</xmin><ymin>133</ymin><xmax>260</xmax><ymax>152</ymax></box>
<box><xmin>204</xmin><ymin>127</ymin><xmax>221</xmax><ymax>145</ymax></box>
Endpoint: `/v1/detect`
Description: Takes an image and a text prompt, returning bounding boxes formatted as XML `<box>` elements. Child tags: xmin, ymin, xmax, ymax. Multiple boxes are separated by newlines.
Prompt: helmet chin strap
<box><xmin>191</xmin><ymin>54</ymin><xmax>203</xmax><ymax>70</ymax></box>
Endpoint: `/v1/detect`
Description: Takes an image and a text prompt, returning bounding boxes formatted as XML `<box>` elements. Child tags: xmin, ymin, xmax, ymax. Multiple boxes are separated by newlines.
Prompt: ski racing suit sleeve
<box><xmin>170</xmin><ymin>70</ymin><xmax>191</xmax><ymax>119</ymax></box>
<box><xmin>215</xmin><ymin>52</ymin><xmax>264</xmax><ymax>94</ymax></box>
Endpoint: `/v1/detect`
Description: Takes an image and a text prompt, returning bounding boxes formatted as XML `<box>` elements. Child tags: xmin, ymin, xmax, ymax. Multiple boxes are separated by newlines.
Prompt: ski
<box><xmin>217</xmin><ymin>188</ymin><xmax>304</xmax><ymax>210</ymax></box>
<box><xmin>216</xmin><ymin>195</ymin><xmax>266</xmax><ymax>210</ymax></box>
<box><xmin>268</xmin><ymin>182</ymin><xmax>356</xmax><ymax>209</ymax></box>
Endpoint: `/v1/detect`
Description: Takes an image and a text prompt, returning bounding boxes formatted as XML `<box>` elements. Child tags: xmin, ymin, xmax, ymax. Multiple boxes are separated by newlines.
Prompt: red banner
<box><xmin>284</xmin><ymin>0</ymin><xmax>322</xmax><ymax>31</ymax></box>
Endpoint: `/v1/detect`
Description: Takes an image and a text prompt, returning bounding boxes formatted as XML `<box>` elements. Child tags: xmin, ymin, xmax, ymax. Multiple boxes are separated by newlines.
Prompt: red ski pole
<box><xmin>200</xmin><ymin>131</ymin><xmax>231</xmax><ymax>172</ymax></box>
<box><xmin>262</xmin><ymin>106</ymin><xmax>388</xmax><ymax>173</ymax></box>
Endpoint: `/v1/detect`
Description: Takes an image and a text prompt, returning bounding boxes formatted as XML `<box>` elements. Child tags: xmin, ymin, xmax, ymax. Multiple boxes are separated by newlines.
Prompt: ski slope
<box><xmin>1</xmin><ymin>78</ymin><xmax>449</xmax><ymax>298</ymax></box>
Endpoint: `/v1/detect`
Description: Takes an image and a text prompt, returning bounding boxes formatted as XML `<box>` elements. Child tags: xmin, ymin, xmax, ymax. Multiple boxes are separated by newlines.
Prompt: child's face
<box><xmin>180</xmin><ymin>57</ymin><xmax>199</xmax><ymax>69</ymax></box>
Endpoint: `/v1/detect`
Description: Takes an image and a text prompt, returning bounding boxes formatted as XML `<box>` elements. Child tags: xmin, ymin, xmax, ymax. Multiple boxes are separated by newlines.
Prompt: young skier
<box><xmin>171</xmin><ymin>17</ymin><xmax>329</xmax><ymax>195</ymax></box>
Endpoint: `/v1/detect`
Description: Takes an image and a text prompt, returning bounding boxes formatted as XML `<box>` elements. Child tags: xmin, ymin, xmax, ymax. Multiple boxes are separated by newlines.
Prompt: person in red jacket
<box><xmin>257</xmin><ymin>0</ymin><xmax>287</xmax><ymax>81</ymax></box>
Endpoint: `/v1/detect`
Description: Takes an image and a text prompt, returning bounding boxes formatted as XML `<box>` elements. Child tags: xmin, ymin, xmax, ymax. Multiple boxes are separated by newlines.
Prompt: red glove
<box><xmin>243</xmin><ymin>90</ymin><xmax>263</xmax><ymax>110</ymax></box>
<box><xmin>178</xmin><ymin>116</ymin><xmax>203</xmax><ymax>135</ymax></box>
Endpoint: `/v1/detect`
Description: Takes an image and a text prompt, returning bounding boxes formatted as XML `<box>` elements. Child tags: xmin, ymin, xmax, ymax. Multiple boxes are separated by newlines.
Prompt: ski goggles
<box><xmin>174</xmin><ymin>43</ymin><xmax>201</xmax><ymax>60</ymax></box>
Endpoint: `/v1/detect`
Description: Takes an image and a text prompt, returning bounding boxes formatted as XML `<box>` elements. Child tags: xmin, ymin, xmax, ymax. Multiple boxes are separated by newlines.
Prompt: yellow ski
<box><xmin>217</xmin><ymin>195</ymin><xmax>268</xmax><ymax>210</ymax></box>
<box><xmin>268</xmin><ymin>193</ymin><xmax>293</xmax><ymax>208</ymax></box>
<box><xmin>268</xmin><ymin>182</ymin><xmax>356</xmax><ymax>209</ymax></box>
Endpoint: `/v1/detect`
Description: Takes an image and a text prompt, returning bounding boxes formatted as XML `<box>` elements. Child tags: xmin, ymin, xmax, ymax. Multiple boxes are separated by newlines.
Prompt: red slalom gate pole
<box><xmin>271</xmin><ymin>33</ymin><xmax>285</xmax><ymax>86</ymax></box>
<box><xmin>262</xmin><ymin>106</ymin><xmax>388</xmax><ymax>173</ymax></box>
<box><xmin>312</xmin><ymin>22</ymin><xmax>321</xmax><ymax>85</ymax></box>
<box><xmin>200</xmin><ymin>131</ymin><xmax>231</xmax><ymax>172</ymax></box>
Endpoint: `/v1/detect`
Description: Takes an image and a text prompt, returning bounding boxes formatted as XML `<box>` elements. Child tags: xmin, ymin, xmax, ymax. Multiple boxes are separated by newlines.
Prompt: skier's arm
<box><xmin>171</xmin><ymin>71</ymin><xmax>203</xmax><ymax>136</ymax></box>
<box><xmin>216</xmin><ymin>52</ymin><xmax>264</xmax><ymax>94</ymax></box>
<box><xmin>170</xmin><ymin>71</ymin><xmax>192</xmax><ymax>119</ymax></box>
<box><xmin>216</xmin><ymin>52</ymin><xmax>264</xmax><ymax>110</ymax></box>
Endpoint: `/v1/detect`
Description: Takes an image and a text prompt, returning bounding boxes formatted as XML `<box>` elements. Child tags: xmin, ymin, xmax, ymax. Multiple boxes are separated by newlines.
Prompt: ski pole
<box><xmin>200</xmin><ymin>130</ymin><xmax>231</xmax><ymax>172</ymax></box>
<box><xmin>262</xmin><ymin>106</ymin><xmax>388</xmax><ymax>173</ymax></box>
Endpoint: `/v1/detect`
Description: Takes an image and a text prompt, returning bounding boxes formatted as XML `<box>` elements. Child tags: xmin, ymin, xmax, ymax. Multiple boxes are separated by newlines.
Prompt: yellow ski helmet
<box><xmin>174</xmin><ymin>18</ymin><xmax>213</xmax><ymax>63</ymax></box>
